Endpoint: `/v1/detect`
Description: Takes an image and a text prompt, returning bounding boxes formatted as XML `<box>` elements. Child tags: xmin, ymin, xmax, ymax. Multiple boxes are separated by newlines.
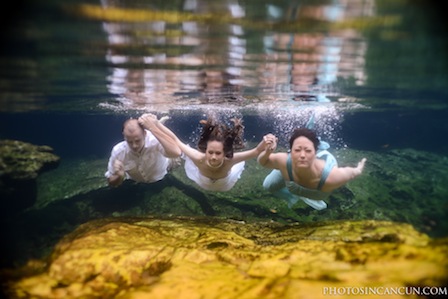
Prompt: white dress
<box><xmin>183</xmin><ymin>154</ymin><xmax>245</xmax><ymax>192</ymax></box>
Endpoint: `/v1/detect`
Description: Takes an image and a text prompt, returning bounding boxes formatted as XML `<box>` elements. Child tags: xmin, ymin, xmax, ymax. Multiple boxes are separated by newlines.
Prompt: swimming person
<box><xmin>138</xmin><ymin>113</ymin><xmax>276</xmax><ymax>191</ymax></box>
<box><xmin>258</xmin><ymin>127</ymin><xmax>366</xmax><ymax>210</ymax></box>
<box><xmin>105</xmin><ymin>116</ymin><xmax>181</xmax><ymax>187</ymax></box>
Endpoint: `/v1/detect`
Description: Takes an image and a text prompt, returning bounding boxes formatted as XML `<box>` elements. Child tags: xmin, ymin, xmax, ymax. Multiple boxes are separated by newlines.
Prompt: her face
<box><xmin>206</xmin><ymin>140</ymin><xmax>225</xmax><ymax>167</ymax></box>
<box><xmin>290</xmin><ymin>136</ymin><xmax>316</xmax><ymax>168</ymax></box>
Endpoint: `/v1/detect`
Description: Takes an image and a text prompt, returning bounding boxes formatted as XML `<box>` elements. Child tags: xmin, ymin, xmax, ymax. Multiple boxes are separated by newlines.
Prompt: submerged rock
<box><xmin>0</xmin><ymin>139</ymin><xmax>60</xmax><ymax>214</ymax></box>
<box><xmin>2</xmin><ymin>217</ymin><xmax>447</xmax><ymax>299</ymax></box>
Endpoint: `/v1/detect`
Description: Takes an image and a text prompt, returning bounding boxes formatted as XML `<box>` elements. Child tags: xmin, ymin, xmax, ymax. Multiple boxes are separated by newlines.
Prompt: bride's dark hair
<box><xmin>197</xmin><ymin>117</ymin><xmax>245</xmax><ymax>159</ymax></box>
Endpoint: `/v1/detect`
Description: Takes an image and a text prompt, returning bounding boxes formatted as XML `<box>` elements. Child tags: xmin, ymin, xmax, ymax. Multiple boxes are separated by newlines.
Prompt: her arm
<box><xmin>149</xmin><ymin>114</ymin><xmax>204</xmax><ymax>161</ymax></box>
<box><xmin>328</xmin><ymin>158</ymin><xmax>367</xmax><ymax>189</ymax></box>
<box><xmin>138</xmin><ymin>114</ymin><xmax>181</xmax><ymax>158</ymax></box>
<box><xmin>232</xmin><ymin>133</ymin><xmax>276</xmax><ymax>164</ymax></box>
<box><xmin>257</xmin><ymin>135</ymin><xmax>286</xmax><ymax>170</ymax></box>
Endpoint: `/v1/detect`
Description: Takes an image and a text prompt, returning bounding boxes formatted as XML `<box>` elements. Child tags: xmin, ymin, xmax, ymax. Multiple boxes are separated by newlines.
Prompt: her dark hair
<box><xmin>197</xmin><ymin>117</ymin><xmax>245</xmax><ymax>159</ymax></box>
<box><xmin>289</xmin><ymin>128</ymin><xmax>320</xmax><ymax>151</ymax></box>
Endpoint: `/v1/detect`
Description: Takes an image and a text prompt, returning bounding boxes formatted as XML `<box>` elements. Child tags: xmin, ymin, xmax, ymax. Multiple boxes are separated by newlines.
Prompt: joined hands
<box><xmin>262</xmin><ymin>133</ymin><xmax>278</xmax><ymax>152</ymax></box>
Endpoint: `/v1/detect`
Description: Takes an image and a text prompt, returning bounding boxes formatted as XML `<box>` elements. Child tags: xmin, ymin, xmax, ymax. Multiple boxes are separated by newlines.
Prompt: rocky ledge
<box><xmin>0</xmin><ymin>139</ymin><xmax>60</xmax><ymax>214</ymax></box>
<box><xmin>1</xmin><ymin>218</ymin><xmax>447</xmax><ymax>299</ymax></box>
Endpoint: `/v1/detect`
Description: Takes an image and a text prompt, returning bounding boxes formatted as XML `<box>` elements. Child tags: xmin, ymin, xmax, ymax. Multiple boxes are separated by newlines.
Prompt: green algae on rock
<box><xmin>2</xmin><ymin>217</ymin><xmax>447</xmax><ymax>299</ymax></box>
<box><xmin>0</xmin><ymin>140</ymin><xmax>60</xmax><ymax>180</ymax></box>
<box><xmin>0</xmin><ymin>139</ymin><xmax>60</xmax><ymax>214</ymax></box>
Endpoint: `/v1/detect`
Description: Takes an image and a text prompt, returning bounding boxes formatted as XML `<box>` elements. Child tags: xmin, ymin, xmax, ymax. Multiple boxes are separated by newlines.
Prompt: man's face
<box><xmin>124</xmin><ymin>128</ymin><xmax>145</xmax><ymax>153</ymax></box>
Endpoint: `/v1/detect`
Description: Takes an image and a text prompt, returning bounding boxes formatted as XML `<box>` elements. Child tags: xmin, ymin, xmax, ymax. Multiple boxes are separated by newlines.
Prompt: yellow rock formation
<box><xmin>2</xmin><ymin>218</ymin><xmax>447</xmax><ymax>299</ymax></box>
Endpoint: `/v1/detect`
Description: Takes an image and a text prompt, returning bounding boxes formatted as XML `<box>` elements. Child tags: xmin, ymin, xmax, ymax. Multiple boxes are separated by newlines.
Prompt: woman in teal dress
<box><xmin>258</xmin><ymin>127</ymin><xmax>366</xmax><ymax>210</ymax></box>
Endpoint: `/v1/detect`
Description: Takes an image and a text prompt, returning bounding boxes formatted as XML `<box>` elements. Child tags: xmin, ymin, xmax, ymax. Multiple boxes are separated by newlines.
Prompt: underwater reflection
<box><xmin>95</xmin><ymin>0</ymin><xmax>373</xmax><ymax>111</ymax></box>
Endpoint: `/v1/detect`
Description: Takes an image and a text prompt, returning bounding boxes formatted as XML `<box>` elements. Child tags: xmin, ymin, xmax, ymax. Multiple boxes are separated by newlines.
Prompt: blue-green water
<box><xmin>1</xmin><ymin>0</ymin><xmax>448</xmax><ymax>267</ymax></box>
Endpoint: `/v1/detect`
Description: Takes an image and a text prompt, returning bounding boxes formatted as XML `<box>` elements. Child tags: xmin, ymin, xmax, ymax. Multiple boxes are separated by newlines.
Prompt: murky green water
<box><xmin>1</xmin><ymin>0</ymin><xmax>447</xmax><ymax>267</ymax></box>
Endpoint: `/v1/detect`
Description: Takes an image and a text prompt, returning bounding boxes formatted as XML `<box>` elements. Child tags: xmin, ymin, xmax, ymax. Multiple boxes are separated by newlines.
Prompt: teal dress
<box><xmin>262</xmin><ymin>145</ymin><xmax>337</xmax><ymax>210</ymax></box>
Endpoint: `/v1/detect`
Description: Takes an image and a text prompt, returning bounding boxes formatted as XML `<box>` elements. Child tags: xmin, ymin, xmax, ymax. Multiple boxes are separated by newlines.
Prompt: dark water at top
<box><xmin>1</xmin><ymin>0</ymin><xmax>447</xmax><ymax>154</ymax></box>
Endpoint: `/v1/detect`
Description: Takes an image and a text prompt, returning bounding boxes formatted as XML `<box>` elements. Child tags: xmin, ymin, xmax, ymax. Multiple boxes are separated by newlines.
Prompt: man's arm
<box><xmin>107</xmin><ymin>159</ymin><xmax>126</xmax><ymax>187</ymax></box>
<box><xmin>106</xmin><ymin>145</ymin><xmax>127</xmax><ymax>187</ymax></box>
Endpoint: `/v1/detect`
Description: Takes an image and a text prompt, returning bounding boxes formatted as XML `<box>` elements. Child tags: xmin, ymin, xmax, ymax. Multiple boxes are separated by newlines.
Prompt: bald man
<box><xmin>105</xmin><ymin>116</ymin><xmax>181</xmax><ymax>187</ymax></box>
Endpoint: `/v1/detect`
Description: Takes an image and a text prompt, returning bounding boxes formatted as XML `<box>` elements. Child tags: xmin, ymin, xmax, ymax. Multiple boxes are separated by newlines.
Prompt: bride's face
<box><xmin>206</xmin><ymin>140</ymin><xmax>225</xmax><ymax>167</ymax></box>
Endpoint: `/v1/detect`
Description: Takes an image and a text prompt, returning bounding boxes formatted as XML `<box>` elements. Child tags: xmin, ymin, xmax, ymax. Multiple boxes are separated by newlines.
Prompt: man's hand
<box><xmin>113</xmin><ymin>159</ymin><xmax>125</xmax><ymax>177</ymax></box>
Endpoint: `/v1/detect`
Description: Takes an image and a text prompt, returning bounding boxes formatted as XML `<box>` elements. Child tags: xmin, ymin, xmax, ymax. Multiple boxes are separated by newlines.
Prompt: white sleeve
<box><xmin>105</xmin><ymin>142</ymin><xmax>126</xmax><ymax>178</ymax></box>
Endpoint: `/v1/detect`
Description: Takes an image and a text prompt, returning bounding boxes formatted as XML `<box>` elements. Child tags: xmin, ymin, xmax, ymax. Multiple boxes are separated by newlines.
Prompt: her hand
<box><xmin>355</xmin><ymin>158</ymin><xmax>367</xmax><ymax>175</ymax></box>
<box><xmin>138</xmin><ymin>113</ymin><xmax>158</xmax><ymax>130</ymax></box>
<box><xmin>263</xmin><ymin>133</ymin><xmax>278</xmax><ymax>151</ymax></box>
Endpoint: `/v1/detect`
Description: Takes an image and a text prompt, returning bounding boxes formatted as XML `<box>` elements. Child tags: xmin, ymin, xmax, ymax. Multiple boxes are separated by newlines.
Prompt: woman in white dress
<box><xmin>138</xmin><ymin>113</ymin><xmax>276</xmax><ymax>191</ymax></box>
